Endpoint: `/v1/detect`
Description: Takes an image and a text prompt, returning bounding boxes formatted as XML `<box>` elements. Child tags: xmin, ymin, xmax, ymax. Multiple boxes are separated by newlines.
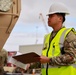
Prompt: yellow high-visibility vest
<box><xmin>42</xmin><ymin>27</ymin><xmax>76</xmax><ymax>75</ymax></box>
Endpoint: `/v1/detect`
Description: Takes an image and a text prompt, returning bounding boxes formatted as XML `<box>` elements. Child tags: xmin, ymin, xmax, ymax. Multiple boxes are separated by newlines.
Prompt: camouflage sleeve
<box><xmin>4</xmin><ymin>51</ymin><xmax>8</xmax><ymax>66</ymax></box>
<box><xmin>49</xmin><ymin>31</ymin><xmax>76</xmax><ymax>66</ymax></box>
<box><xmin>29</xmin><ymin>62</ymin><xmax>41</xmax><ymax>69</ymax></box>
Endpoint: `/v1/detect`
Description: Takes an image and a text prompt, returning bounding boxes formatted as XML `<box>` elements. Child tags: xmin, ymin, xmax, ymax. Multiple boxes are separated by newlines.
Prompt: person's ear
<box><xmin>59</xmin><ymin>16</ymin><xmax>63</xmax><ymax>22</ymax></box>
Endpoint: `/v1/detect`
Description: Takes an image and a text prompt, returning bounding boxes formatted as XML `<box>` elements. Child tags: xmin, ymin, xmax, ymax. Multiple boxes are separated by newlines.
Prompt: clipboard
<box><xmin>13</xmin><ymin>52</ymin><xmax>40</xmax><ymax>64</ymax></box>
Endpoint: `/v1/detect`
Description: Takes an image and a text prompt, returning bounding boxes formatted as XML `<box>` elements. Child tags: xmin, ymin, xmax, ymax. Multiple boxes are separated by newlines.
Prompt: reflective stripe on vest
<box><xmin>59</xmin><ymin>28</ymin><xmax>70</xmax><ymax>48</ymax></box>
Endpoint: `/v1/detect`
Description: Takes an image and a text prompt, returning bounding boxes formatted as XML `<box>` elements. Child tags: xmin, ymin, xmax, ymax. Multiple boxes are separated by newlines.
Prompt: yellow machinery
<box><xmin>0</xmin><ymin>0</ymin><xmax>21</xmax><ymax>51</ymax></box>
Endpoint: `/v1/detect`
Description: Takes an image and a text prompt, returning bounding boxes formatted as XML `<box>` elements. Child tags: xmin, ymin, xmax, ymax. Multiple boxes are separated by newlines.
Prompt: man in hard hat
<box><xmin>39</xmin><ymin>2</ymin><xmax>76</xmax><ymax>75</ymax></box>
<box><xmin>26</xmin><ymin>2</ymin><xmax>76</xmax><ymax>75</ymax></box>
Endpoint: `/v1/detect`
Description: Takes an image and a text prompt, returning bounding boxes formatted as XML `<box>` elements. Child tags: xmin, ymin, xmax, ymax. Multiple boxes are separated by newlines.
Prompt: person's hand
<box><xmin>25</xmin><ymin>63</ymin><xmax>30</xmax><ymax>70</ymax></box>
<box><xmin>40</xmin><ymin>55</ymin><xmax>50</xmax><ymax>63</ymax></box>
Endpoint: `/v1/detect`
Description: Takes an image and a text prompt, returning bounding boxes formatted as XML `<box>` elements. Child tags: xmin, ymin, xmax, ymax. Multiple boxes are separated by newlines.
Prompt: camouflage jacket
<box><xmin>49</xmin><ymin>30</ymin><xmax>76</xmax><ymax>66</ymax></box>
<box><xmin>0</xmin><ymin>49</ymin><xmax>8</xmax><ymax>73</ymax></box>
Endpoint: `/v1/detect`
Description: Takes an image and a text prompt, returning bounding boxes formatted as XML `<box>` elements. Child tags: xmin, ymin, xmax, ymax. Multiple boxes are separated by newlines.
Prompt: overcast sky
<box><xmin>3</xmin><ymin>0</ymin><xmax>76</xmax><ymax>52</ymax></box>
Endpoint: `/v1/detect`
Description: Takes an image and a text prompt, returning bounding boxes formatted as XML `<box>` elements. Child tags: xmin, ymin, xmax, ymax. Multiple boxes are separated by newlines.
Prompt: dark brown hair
<box><xmin>56</xmin><ymin>13</ymin><xmax>65</xmax><ymax>23</ymax></box>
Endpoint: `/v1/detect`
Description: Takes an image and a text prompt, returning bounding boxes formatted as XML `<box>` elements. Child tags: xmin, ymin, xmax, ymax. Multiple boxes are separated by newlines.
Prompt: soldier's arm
<box><xmin>29</xmin><ymin>62</ymin><xmax>41</xmax><ymax>69</ymax></box>
<box><xmin>4</xmin><ymin>51</ymin><xmax>8</xmax><ymax>66</ymax></box>
<box><xmin>49</xmin><ymin>31</ymin><xmax>76</xmax><ymax>66</ymax></box>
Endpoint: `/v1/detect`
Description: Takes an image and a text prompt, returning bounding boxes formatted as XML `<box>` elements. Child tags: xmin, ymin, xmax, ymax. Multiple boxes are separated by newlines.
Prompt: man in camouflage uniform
<box><xmin>0</xmin><ymin>49</ymin><xmax>8</xmax><ymax>75</ymax></box>
<box><xmin>39</xmin><ymin>2</ymin><xmax>76</xmax><ymax>75</ymax></box>
<box><xmin>26</xmin><ymin>2</ymin><xmax>76</xmax><ymax>75</ymax></box>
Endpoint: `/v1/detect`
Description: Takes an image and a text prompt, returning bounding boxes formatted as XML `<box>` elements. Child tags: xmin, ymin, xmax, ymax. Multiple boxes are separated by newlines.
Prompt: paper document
<box><xmin>8</xmin><ymin>57</ymin><xmax>26</xmax><ymax>70</ymax></box>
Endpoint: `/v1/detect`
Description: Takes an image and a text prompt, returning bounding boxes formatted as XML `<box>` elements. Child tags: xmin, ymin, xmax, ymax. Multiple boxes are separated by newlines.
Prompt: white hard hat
<box><xmin>47</xmin><ymin>2</ymin><xmax>70</xmax><ymax>16</ymax></box>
